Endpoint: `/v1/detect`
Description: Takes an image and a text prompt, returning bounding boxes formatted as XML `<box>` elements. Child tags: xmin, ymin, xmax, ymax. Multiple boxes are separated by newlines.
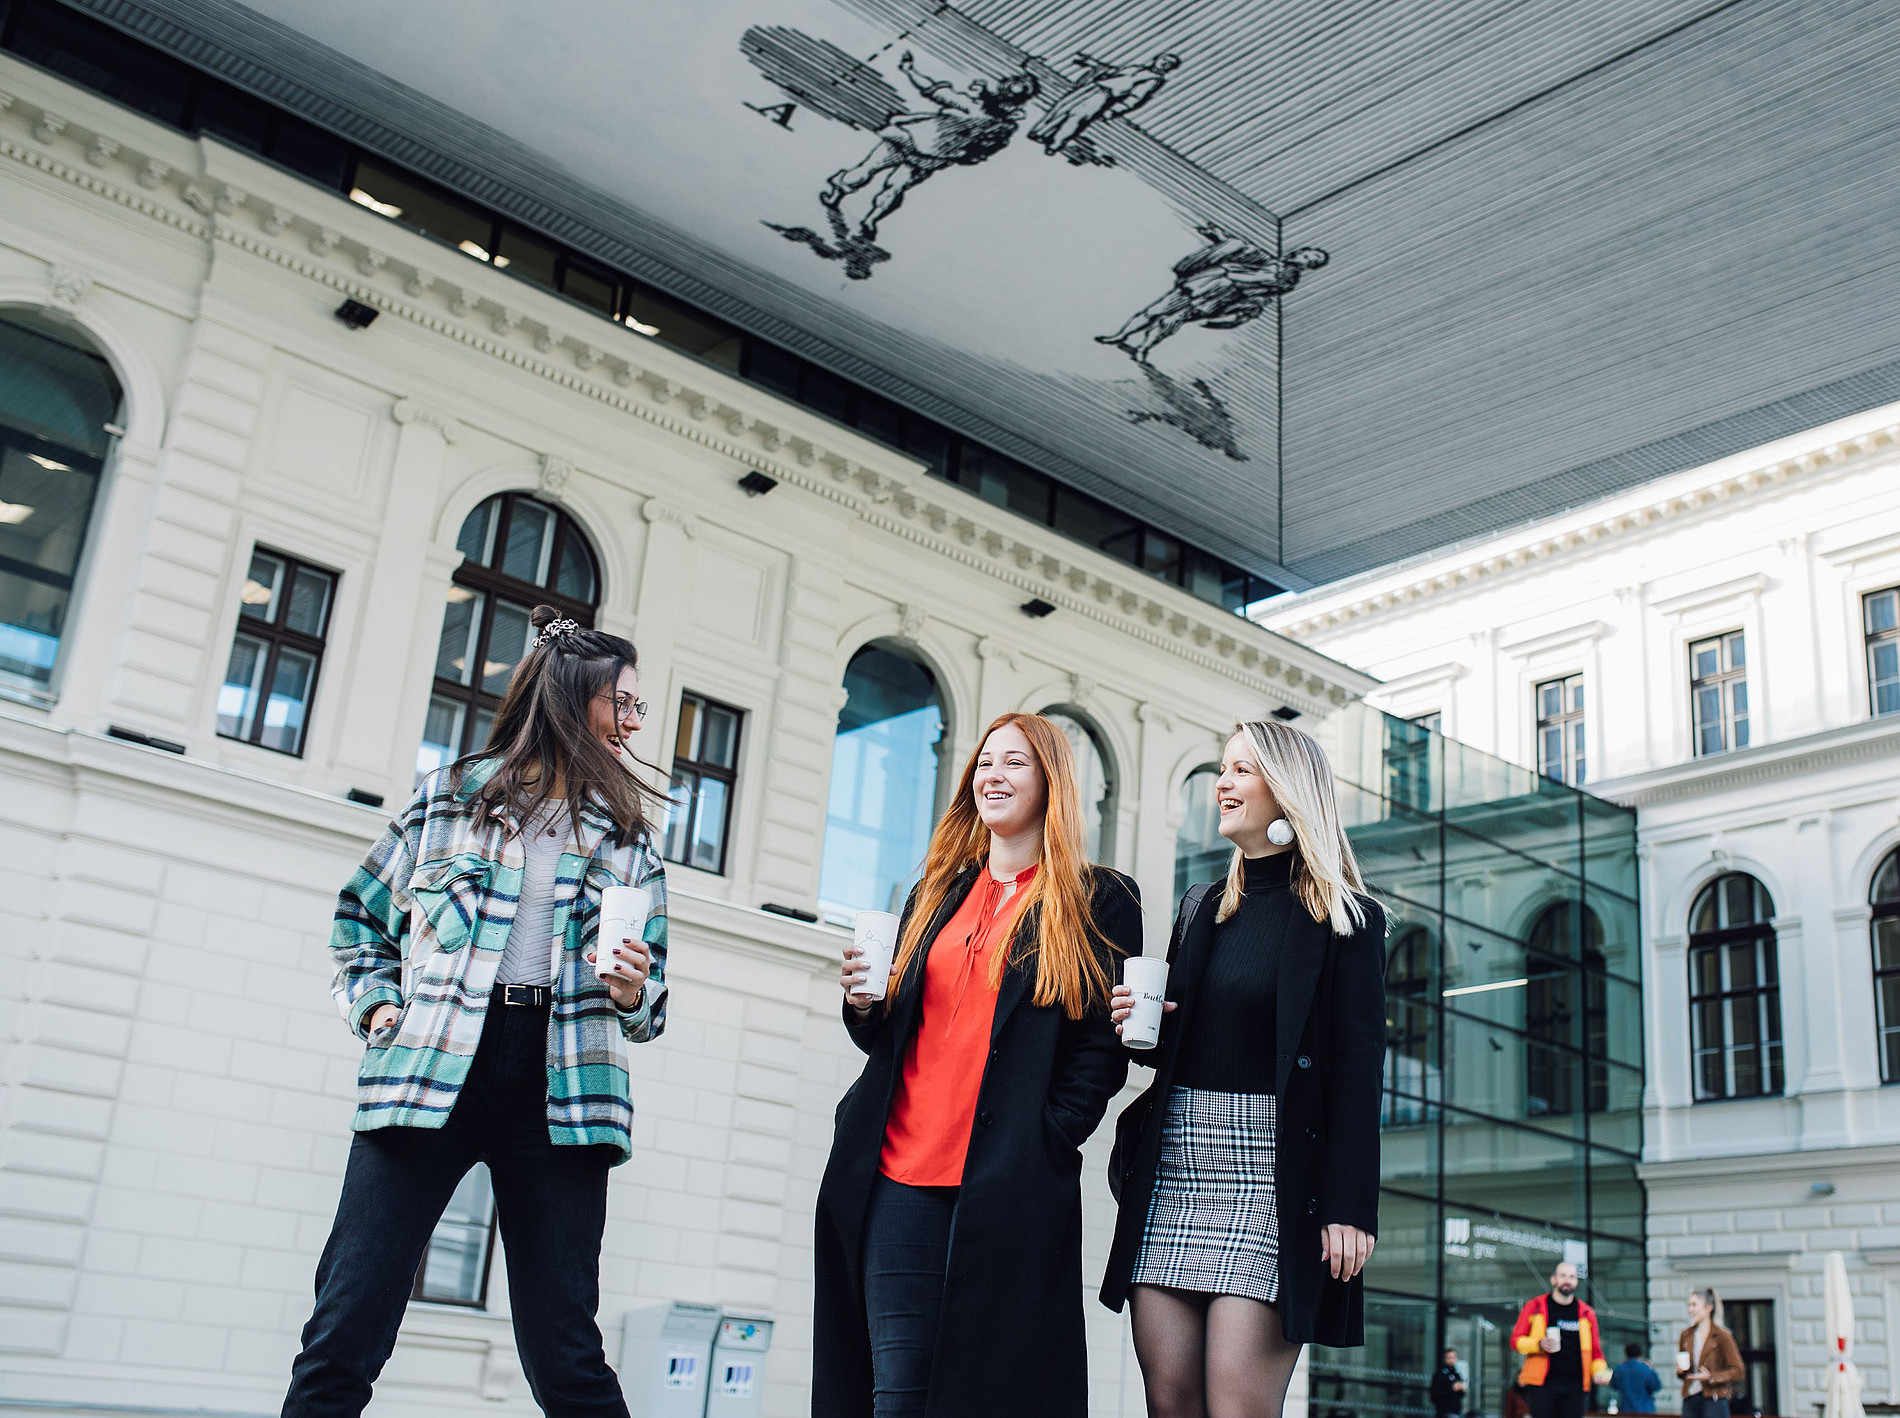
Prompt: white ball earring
<box><xmin>1267</xmin><ymin>818</ymin><xmax>1295</xmax><ymax>847</ymax></box>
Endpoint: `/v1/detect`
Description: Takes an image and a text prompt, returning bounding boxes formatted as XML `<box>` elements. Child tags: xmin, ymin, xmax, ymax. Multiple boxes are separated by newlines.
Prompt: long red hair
<box><xmin>887</xmin><ymin>712</ymin><xmax>1119</xmax><ymax>1020</ymax></box>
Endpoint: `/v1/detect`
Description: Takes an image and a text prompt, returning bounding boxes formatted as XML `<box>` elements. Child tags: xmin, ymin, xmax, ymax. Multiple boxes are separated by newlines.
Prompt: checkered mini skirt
<box><xmin>1130</xmin><ymin>1086</ymin><xmax>1280</xmax><ymax>1303</ymax></box>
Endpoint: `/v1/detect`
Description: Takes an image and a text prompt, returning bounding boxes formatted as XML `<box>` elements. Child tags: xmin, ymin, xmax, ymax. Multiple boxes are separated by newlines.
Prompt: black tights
<box><xmin>1130</xmin><ymin>1284</ymin><xmax>1305</xmax><ymax>1418</ymax></box>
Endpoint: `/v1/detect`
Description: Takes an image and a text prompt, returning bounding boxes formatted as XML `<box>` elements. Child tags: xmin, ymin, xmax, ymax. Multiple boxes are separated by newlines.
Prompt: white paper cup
<box><xmin>852</xmin><ymin>910</ymin><xmax>901</xmax><ymax>1002</ymax></box>
<box><xmin>1121</xmin><ymin>956</ymin><xmax>1170</xmax><ymax>1050</ymax></box>
<box><xmin>1676</xmin><ymin>1351</ymin><xmax>1690</xmax><ymax>1373</ymax></box>
<box><xmin>598</xmin><ymin>884</ymin><xmax>653</xmax><ymax>982</ymax></box>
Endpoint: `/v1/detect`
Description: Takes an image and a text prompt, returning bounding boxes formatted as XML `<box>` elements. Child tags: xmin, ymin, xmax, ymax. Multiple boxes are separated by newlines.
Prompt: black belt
<box><xmin>499</xmin><ymin>984</ymin><xmax>551</xmax><ymax>1007</ymax></box>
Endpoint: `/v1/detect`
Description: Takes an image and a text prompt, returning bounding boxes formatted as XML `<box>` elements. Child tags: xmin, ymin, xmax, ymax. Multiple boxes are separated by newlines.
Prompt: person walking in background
<box><xmin>1678</xmin><ymin>1287</ymin><xmax>1745</xmax><ymax>1418</ymax></box>
<box><xmin>1611</xmin><ymin>1342</ymin><xmax>1662</xmax><ymax>1413</ymax></box>
<box><xmin>1431</xmin><ymin>1346</ymin><xmax>1469</xmax><ymax>1417</ymax></box>
<box><xmin>1509</xmin><ymin>1261</ymin><xmax>1613</xmax><ymax>1418</ymax></box>
<box><xmin>283</xmin><ymin>607</ymin><xmax>670</xmax><ymax>1416</ymax></box>
<box><xmin>1099</xmin><ymin>719</ymin><xmax>1388</xmax><ymax>1418</ymax></box>
<box><xmin>812</xmin><ymin>712</ymin><xmax>1141</xmax><ymax>1418</ymax></box>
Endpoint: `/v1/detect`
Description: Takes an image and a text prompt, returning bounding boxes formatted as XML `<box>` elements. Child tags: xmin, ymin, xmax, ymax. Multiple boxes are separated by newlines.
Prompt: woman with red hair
<box><xmin>812</xmin><ymin>712</ymin><xmax>1141</xmax><ymax>1418</ymax></box>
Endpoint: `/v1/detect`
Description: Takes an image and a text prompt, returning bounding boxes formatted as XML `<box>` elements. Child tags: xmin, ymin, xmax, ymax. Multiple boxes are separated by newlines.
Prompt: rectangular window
<box><xmin>1689</xmin><ymin>630</ymin><xmax>1749</xmax><ymax>755</ymax></box>
<box><xmin>1867</xmin><ymin>586</ymin><xmax>1899</xmax><ymax>717</ymax></box>
<box><xmin>412</xmin><ymin>1163</ymin><xmax>496</xmax><ymax>1306</ymax></box>
<box><xmin>1688</xmin><ymin>930</ymin><xmax>1783</xmax><ymax>1100</ymax></box>
<box><xmin>1534</xmin><ymin>673</ymin><xmax>1586</xmax><ymax>785</ymax></box>
<box><xmin>216</xmin><ymin>548</ymin><xmax>335</xmax><ymax>756</ymax></box>
<box><xmin>1725</xmin><ymin>1300</ymin><xmax>1779</xmax><ymax>1417</ymax></box>
<box><xmin>663</xmin><ymin>693</ymin><xmax>742</xmax><ymax>874</ymax></box>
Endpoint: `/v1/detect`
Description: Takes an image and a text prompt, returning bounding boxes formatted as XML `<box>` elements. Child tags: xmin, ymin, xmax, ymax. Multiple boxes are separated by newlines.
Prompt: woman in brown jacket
<box><xmin>1677</xmin><ymin>1287</ymin><xmax>1746</xmax><ymax>1418</ymax></box>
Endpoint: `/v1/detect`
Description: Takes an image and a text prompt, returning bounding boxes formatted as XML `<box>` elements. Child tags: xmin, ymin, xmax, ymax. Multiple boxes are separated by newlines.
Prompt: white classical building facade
<box><xmin>0</xmin><ymin>56</ymin><xmax>1374</xmax><ymax>1417</ymax></box>
<box><xmin>1262</xmin><ymin>411</ymin><xmax>1900</xmax><ymax>1415</ymax></box>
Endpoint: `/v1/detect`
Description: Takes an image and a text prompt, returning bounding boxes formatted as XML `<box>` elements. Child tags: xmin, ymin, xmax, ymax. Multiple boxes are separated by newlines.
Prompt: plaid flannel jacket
<box><xmin>329</xmin><ymin>759</ymin><xmax>667</xmax><ymax>1161</ymax></box>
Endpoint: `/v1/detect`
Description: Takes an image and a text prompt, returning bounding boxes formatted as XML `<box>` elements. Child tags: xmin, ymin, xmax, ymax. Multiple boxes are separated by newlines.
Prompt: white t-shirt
<box><xmin>496</xmin><ymin>800</ymin><xmax>571</xmax><ymax>986</ymax></box>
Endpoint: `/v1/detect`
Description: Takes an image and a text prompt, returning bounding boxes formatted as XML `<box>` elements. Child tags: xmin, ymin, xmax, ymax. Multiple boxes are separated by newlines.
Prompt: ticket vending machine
<box><xmin>620</xmin><ymin>1305</ymin><xmax>773</xmax><ymax>1418</ymax></box>
<box><xmin>620</xmin><ymin>1302</ymin><xmax>721</xmax><ymax>1418</ymax></box>
<box><xmin>705</xmin><ymin>1315</ymin><xmax>773</xmax><ymax>1418</ymax></box>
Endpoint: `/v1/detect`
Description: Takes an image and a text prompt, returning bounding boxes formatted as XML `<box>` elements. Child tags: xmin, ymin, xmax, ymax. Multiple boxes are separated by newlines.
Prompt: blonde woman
<box><xmin>813</xmin><ymin>713</ymin><xmax>1141</xmax><ymax>1418</ymax></box>
<box><xmin>1101</xmin><ymin>719</ymin><xmax>1387</xmax><ymax>1418</ymax></box>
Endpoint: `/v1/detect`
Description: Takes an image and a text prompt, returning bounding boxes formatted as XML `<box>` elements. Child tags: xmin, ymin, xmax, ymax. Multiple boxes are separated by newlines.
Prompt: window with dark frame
<box><xmin>416</xmin><ymin>493</ymin><xmax>599</xmax><ymax>780</ymax></box>
<box><xmin>412</xmin><ymin>1163</ymin><xmax>497</xmax><ymax>1307</ymax></box>
<box><xmin>1689</xmin><ymin>630</ymin><xmax>1749</xmax><ymax>755</ymax></box>
<box><xmin>1866</xmin><ymin>586</ymin><xmax>1899</xmax><ymax>717</ymax></box>
<box><xmin>0</xmin><ymin>314</ymin><xmax>119</xmax><ymax>695</ymax></box>
<box><xmin>1872</xmin><ymin>848</ymin><xmax>1900</xmax><ymax>1085</ymax></box>
<box><xmin>1724</xmin><ymin>1299</ymin><xmax>1779</xmax><ymax>1418</ymax></box>
<box><xmin>1381</xmin><ymin>926</ymin><xmax>1435</xmax><ymax>1127</ymax></box>
<box><xmin>1688</xmin><ymin>873</ymin><xmax>1784</xmax><ymax>1101</ymax></box>
<box><xmin>1535</xmin><ymin>673</ymin><xmax>1586</xmax><ymax>785</ymax></box>
<box><xmin>663</xmin><ymin>692</ymin><xmax>742</xmax><ymax>875</ymax></box>
<box><xmin>1524</xmin><ymin>902</ymin><xmax>1609</xmax><ymax>1117</ymax></box>
<box><xmin>215</xmin><ymin>547</ymin><xmax>336</xmax><ymax>757</ymax></box>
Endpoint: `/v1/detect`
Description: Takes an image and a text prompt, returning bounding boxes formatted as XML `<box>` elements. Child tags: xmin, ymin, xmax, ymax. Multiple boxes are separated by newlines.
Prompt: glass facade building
<box><xmin>1183</xmin><ymin>706</ymin><xmax>1644</xmax><ymax>1417</ymax></box>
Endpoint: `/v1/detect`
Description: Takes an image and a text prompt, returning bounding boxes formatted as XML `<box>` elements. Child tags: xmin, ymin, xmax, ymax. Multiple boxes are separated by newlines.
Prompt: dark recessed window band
<box><xmin>0</xmin><ymin>0</ymin><xmax>1282</xmax><ymax>615</ymax></box>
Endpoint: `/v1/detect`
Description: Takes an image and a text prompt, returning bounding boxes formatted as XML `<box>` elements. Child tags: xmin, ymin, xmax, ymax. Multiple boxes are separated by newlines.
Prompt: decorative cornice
<box><xmin>1272</xmin><ymin>427</ymin><xmax>1900</xmax><ymax>640</ymax></box>
<box><xmin>1651</xmin><ymin>572</ymin><xmax>1770</xmax><ymax>617</ymax></box>
<box><xmin>1497</xmin><ymin>620</ymin><xmax>1608</xmax><ymax>659</ymax></box>
<box><xmin>976</xmin><ymin>637</ymin><xmax>1021</xmax><ymax>671</ymax></box>
<box><xmin>1592</xmin><ymin>717</ymin><xmax>1900</xmax><ymax>807</ymax></box>
<box><xmin>0</xmin><ymin>73</ymin><xmax>1369</xmax><ymax>710</ymax></box>
<box><xmin>641</xmin><ymin>498</ymin><xmax>699</xmax><ymax>539</ymax></box>
<box><xmin>390</xmin><ymin>398</ymin><xmax>462</xmax><ymax>443</ymax></box>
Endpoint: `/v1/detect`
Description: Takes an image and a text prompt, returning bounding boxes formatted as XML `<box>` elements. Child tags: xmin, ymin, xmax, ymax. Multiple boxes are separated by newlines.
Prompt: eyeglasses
<box><xmin>597</xmin><ymin>692</ymin><xmax>648</xmax><ymax>721</ymax></box>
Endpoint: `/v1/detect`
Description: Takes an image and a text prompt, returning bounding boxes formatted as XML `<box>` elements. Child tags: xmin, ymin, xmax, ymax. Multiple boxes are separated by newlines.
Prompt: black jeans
<box><xmin>862</xmin><ymin>1173</ymin><xmax>959</xmax><ymax>1418</ymax></box>
<box><xmin>283</xmin><ymin>1001</ymin><xmax>627</xmax><ymax>1417</ymax></box>
<box><xmin>1683</xmin><ymin>1397</ymin><xmax>1730</xmax><ymax>1418</ymax></box>
<box><xmin>1523</xmin><ymin>1386</ymin><xmax>1589</xmax><ymax>1418</ymax></box>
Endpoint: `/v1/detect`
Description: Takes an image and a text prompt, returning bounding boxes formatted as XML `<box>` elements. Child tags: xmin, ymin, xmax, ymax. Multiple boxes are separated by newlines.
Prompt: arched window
<box><xmin>1524</xmin><ymin>902</ymin><xmax>1608</xmax><ymax>1116</ymax></box>
<box><xmin>1174</xmin><ymin>765</ymin><xmax>1228</xmax><ymax>900</ymax></box>
<box><xmin>417</xmin><ymin>492</ymin><xmax>600</xmax><ymax>777</ymax></box>
<box><xmin>1688</xmin><ymin>873</ymin><xmax>1783</xmax><ymax>1100</ymax></box>
<box><xmin>819</xmin><ymin>642</ymin><xmax>945</xmax><ymax>920</ymax></box>
<box><xmin>1872</xmin><ymin>849</ymin><xmax>1900</xmax><ymax>1084</ymax></box>
<box><xmin>0</xmin><ymin>311</ymin><xmax>121</xmax><ymax>696</ymax></box>
<box><xmin>1042</xmin><ymin>708</ymin><xmax>1114</xmax><ymax>863</ymax></box>
<box><xmin>1383</xmin><ymin>926</ymin><xmax>1436</xmax><ymax>1126</ymax></box>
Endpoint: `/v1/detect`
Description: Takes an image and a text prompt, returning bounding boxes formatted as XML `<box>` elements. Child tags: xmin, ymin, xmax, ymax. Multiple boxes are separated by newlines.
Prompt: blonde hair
<box><xmin>1215</xmin><ymin>719</ymin><xmax>1370</xmax><ymax>936</ymax></box>
<box><xmin>888</xmin><ymin>712</ymin><xmax>1119</xmax><ymax>1019</ymax></box>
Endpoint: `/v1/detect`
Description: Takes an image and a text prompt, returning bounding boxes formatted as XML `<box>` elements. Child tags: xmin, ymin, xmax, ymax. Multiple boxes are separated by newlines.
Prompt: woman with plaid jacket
<box><xmin>282</xmin><ymin>606</ymin><xmax>668</xmax><ymax>1417</ymax></box>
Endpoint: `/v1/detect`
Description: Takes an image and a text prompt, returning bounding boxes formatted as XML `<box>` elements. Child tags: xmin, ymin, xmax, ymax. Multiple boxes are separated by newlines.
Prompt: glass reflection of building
<box><xmin>1177</xmin><ymin>705</ymin><xmax>1644</xmax><ymax>1418</ymax></box>
<box><xmin>819</xmin><ymin>642</ymin><xmax>946</xmax><ymax>920</ymax></box>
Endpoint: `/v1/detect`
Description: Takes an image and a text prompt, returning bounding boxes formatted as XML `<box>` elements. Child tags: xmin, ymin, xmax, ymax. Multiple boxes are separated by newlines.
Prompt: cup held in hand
<box><xmin>1121</xmin><ymin>955</ymin><xmax>1169</xmax><ymax>1049</ymax></box>
<box><xmin>852</xmin><ymin>910</ymin><xmax>901</xmax><ymax>1001</ymax></box>
<box><xmin>598</xmin><ymin>884</ymin><xmax>653</xmax><ymax>981</ymax></box>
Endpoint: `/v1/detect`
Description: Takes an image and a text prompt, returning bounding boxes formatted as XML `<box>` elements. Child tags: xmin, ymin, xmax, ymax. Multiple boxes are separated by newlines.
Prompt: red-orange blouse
<box><xmin>878</xmin><ymin>865</ymin><xmax>1038</xmax><ymax>1187</ymax></box>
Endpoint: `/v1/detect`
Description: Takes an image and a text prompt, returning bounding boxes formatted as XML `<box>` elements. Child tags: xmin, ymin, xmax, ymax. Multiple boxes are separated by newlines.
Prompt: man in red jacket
<box><xmin>1510</xmin><ymin>1261</ymin><xmax>1613</xmax><ymax>1418</ymax></box>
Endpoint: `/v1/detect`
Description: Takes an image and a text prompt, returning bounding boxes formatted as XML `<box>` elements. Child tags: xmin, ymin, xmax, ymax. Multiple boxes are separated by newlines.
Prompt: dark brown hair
<box><xmin>454</xmin><ymin>605</ymin><xmax>666</xmax><ymax>845</ymax></box>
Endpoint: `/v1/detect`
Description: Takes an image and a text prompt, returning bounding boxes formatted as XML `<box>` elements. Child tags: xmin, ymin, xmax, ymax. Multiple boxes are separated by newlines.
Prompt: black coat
<box><xmin>812</xmin><ymin>866</ymin><xmax>1141</xmax><ymax>1418</ymax></box>
<box><xmin>1099</xmin><ymin>878</ymin><xmax>1387</xmax><ymax>1346</ymax></box>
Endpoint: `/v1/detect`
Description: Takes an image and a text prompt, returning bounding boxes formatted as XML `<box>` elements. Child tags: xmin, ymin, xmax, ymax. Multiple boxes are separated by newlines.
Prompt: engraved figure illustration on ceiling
<box><xmin>1026</xmin><ymin>50</ymin><xmax>1180</xmax><ymax>166</ymax></box>
<box><xmin>746</xmin><ymin>27</ymin><xmax>1039</xmax><ymax>280</ymax></box>
<box><xmin>1101</xmin><ymin>224</ymin><xmax>1328</xmax><ymax>363</ymax></box>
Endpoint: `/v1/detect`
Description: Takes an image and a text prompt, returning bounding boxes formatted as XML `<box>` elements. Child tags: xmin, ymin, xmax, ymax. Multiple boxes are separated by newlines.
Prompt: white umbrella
<box><xmin>1822</xmin><ymin>1250</ymin><xmax>1865</xmax><ymax>1418</ymax></box>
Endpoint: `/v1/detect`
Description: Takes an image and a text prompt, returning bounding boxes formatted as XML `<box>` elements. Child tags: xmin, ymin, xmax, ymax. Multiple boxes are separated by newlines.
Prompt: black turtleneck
<box><xmin>1175</xmin><ymin>851</ymin><xmax>1297</xmax><ymax>1094</ymax></box>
